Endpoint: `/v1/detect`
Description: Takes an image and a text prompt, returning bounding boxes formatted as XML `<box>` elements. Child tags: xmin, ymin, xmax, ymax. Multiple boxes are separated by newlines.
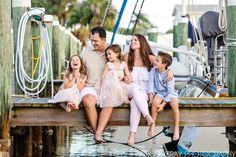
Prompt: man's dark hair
<box><xmin>91</xmin><ymin>26</ymin><xmax>106</xmax><ymax>39</ymax></box>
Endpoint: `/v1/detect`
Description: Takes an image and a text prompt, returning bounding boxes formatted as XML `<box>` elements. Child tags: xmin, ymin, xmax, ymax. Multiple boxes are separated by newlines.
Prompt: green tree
<box><xmin>67</xmin><ymin>0</ymin><xmax>116</xmax><ymax>31</ymax></box>
<box><xmin>31</xmin><ymin>0</ymin><xmax>75</xmax><ymax>26</ymax></box>
<box><xmin>120</xmin><ymin>12</ymin><xmax>156</xmax><ymax>35</ymax></box>
<box><xmin>67</xmin><ymin>0</ymin><xmax>117</xmax><ymax>47</ymax></box>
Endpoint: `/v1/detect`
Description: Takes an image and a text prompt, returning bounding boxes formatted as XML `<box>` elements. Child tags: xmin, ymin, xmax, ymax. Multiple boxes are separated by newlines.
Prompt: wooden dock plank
<box><xmin>10</xmin><ymin>97</ymin><xmax>236</xmax><ymax>127</ymax></box>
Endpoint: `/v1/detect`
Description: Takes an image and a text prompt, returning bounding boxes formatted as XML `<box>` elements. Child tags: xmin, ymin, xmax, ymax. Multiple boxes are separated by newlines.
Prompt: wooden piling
<box><xmin>0</xmin><ymin>0</ymin><xmax>12</xmax><ymax>155</ymax></box>
<box><xmin>42</xmin><ymin>15</ymin><xmax>53</xmax><ymax>97</ymax></box>
<box><xmin>31</xmin><ymin>20</ymin><xmax>41</xmax><ymax>80</ymax></box>
<box><xmin>173</xmin><ymin>18</ymin><xmax>178</xmax><ymax>49</ymax></box>
<box><xmin>175</xmin><ymin>16</ymin><xmax>188</xmax><ymax>60</ymax></box>
<box><xmin>227</xmin><ymin>1</ymin><xmax>236</xmax><ymax>96</ymax></box>
<box><xmin>12</xmin><ymin>0</ymin><xmax>32</xmax><ymax>95</ymax></box>
<box><xmin>226</xmin><ymin>0</ymin><xmax>236</xmax><ymax>153</ymax></box>
<box><xmin>52</xmin><ymin>21</ymin><xmax>62</xmax><ymax>79</ymax></box>
<box><xmin>147</xmin><ymin>28</ymin><xmax>158</xmax><ymax>42</ymax></box>
<box><xmin>59</xmin><ymin>26</ymin><xmax>66</xmax><ymax>73</ymax></box>
<box><xmin>64</xmin><ymin>30</ymin><xmax>71</xmax><ymax>62</ymax></box>
<box><xmin>70</xmin><ymin>35</ymin><xmax>79</xmax><ymax>55</ymax></box>
<box><xmin>42</xmin><ymin>126</ymin><xmax>53</xmax><ymax>156</ymax></box>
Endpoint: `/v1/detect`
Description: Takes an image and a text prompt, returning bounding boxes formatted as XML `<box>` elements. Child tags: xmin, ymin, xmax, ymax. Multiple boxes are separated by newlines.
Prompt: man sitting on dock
<box><xmin>79</xmin><ymin>26</ymin><xmax>108</xmax><ymax>134</ymax></box>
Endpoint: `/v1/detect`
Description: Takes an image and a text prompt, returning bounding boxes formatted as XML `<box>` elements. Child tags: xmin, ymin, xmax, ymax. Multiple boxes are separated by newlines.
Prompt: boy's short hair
<box><xmin>158</xmin><ymin>51</ymin><xmax>172</xmax><ymax>69</ymax></box>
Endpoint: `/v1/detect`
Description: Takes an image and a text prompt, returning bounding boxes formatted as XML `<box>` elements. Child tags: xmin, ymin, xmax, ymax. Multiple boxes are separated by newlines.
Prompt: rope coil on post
<box><xmin>15</xmin><ymin>8</ymin><xmax>53</xmax><ymax>97</ymax></box>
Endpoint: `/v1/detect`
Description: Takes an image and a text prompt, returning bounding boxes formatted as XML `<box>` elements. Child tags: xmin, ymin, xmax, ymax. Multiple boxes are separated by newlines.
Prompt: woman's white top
<box><xmin>131</xmin><ymin>67</ymin><xmax>149</xmax><ymax>92</ymax></box>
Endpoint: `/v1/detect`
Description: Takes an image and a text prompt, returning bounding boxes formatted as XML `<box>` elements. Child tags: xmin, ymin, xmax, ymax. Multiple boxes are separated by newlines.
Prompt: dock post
<box><xmin>173</xmin><ymin>18</ymin><xmax>178</xmax><ymax>49</ymax></box>
<box><xmin>70</xmin><ymin>35</ymin><xmax>79</xmax><ymax>55</ymax></box>
<box><xmin>175</xmin><ymin>16</ymin><xmax>188</xmax><ymax>60</ymax></box>
<box><xmin>52</xmin><ymin>21</ymin><xmax>62</xmax><ymax>79</ymax></box>
<box><xmin>0</xmin><ymin>0</ymin><xmax>12</xmax><ymax>155</ymax></box>
<box><xmin>59</xmin><ymin>26</ymin><xmax>66</xmax><ymax>74</ymax></box>
<box><xmin>42</xmin><ymin>15</ymin><xmax>53</xmax><ymax>97</ymax></box>
<box><xmin>227</xmin><ymin>0</ymin><xmax>236</xmax><ymax>95</ymax></box>
<box><xmin>148</xmin><ymin>28</ymin><xmax>158</xmax><ymax>43</ymax></box>
<box><xmin>226</xmin><ymin>0</ymin><xmax>236</xmax><ymax>154</ymax></box>
<box><xmin>64</xmin><ymin>30</ymin><xmax>71</xmax><ymax>62</ymax></box>
<box><xmin>12</xmin><ymin>0</ymin><xmax>32</xmax><ymax>95</ymax></box>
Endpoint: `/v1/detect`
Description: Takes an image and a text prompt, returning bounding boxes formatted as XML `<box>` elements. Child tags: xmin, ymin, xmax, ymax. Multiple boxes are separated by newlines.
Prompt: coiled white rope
<box><xmin>218</xmin><ymin>0</ymin><xmax>227</xmax><ymax>32</ymax></box>
<box><xmin>15</xmin><ymin>8</ymin><xmax>53</xmax><ymax>97</ymax></box>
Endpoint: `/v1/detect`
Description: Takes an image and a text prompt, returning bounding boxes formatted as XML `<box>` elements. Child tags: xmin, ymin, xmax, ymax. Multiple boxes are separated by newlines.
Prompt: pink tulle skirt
<box><xmin>96</xmin><ymin>71</ymin><xmax>130</xmax><ymax>108</ymax></box>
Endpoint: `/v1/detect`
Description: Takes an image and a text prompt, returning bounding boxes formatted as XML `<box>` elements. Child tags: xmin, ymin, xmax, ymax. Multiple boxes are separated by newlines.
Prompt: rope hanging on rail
<box><xmin>15</xmin><ymin>8</ymin><xmax>53</xmax><ymax>97</ymax></box>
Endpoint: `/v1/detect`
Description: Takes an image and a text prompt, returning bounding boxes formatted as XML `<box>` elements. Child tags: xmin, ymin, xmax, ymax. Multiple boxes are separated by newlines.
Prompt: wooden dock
<box><xmin>10</xmin><ymin>97</ymin><xmax>236</xmax><ymax>127</ymax></box>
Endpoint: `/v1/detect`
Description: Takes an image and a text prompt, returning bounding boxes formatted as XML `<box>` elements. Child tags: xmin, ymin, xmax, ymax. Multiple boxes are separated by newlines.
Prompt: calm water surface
<box><xmin>57</xmin><ymin>126</ymin><xmax>168</xmax><ymax>157</ymax></box>
<box><xmin>55</xmin><ymin>126</ymin><xmax>228</xmax><ymax>157</ymax></box>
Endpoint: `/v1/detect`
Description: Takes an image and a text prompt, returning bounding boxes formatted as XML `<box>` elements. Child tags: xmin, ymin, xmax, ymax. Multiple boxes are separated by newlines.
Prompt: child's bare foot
<box><xmin>127</xmin><ymin>132</ymin><xmax>136</xmax><ymax>145</ymax></box>
<box><xmin>68</xmin><ymin>101</ymin><xmax>78</xmax><ymax>109</ymax></box>
<box><xmin>157</xmin><ymin>104</ymin><xmax>164</xmax><ymax>112</ymax></box>
<box><xmin>145</xmin><ymin>115</ymin><xmax>154</xmax><ymax>126</ymax></box>
<box><xmin>173</xmin><ymin>128</ymin><xmax>179</xmax><ymax>141</ymax></box>
<box><xmin>147</xmin><ymin>124</ymin><xmax>155</xmax><ymax>137</ymax></box>
<box><xmin>66</xmin><ymin>102</ymin><xmax>74</xmax><ymax>113</ymax></box>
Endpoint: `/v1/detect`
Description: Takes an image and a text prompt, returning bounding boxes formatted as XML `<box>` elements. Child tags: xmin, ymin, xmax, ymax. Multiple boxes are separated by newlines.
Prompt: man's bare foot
<box><xmin>147</xmin><ymin>124</ymin><xmax>155</xmax><ymax>137</ymax></box>
<box><xmin>127</xmin><ymin>132</ymin><xmax>136</xmax><ymax>145</ymax></box>
<box><xmin>145</xmin><ymin>115</ymin><xmax>154</xmax><ymax>126</ymax></box>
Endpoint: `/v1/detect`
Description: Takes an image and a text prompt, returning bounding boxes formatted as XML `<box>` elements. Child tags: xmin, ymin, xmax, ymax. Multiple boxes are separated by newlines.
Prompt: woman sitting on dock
<box><xmin>48</xmin><ymin>55</ymin><xmax>87</xmax><ymax>112</ymax></box>
<box><xmin>124</xmin><ymin>34</ymin><xmax>173</xmax><ymax>145</ymax></box>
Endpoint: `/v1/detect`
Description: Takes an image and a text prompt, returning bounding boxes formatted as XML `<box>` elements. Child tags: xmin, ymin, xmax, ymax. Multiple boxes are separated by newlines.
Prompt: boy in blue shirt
<box><xmin>147</xmin><ymin>51</ymin><xmax>180</xmax><ymax>141</ymax></box>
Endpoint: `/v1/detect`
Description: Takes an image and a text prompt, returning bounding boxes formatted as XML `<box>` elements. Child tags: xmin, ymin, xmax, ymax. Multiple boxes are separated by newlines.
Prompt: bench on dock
<box><xmin>10</xmin><ymin>97</ymin><xmax>236</xmax><ymax>127</ymax></box>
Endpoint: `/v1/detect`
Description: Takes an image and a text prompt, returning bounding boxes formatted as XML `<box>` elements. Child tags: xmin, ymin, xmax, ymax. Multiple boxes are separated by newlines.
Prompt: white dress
<box><xmin>97</xmin><ymin>61</ymin><xmax>130</xmax><ymax>108</ymax></box>
<box><xmin>47</xmin><ymin>84</ymin><xmax>81</xmax><ymax>109</ymax></box>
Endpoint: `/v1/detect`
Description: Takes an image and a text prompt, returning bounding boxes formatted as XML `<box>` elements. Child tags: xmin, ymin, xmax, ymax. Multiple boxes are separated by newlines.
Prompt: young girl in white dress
<box><xmin>48</xmin><ymin>55</ymin><xmax>87</xmax><ymax>112</ymax></box>
<box><xmin>97</xmin><ymin>44</ymin><xmax>130</xmax><ymax>107</ymax></box>
<box><xmin>94</xmin><ymin>44</ymin><xmax>130</xmax><ymax>143</ymax></box>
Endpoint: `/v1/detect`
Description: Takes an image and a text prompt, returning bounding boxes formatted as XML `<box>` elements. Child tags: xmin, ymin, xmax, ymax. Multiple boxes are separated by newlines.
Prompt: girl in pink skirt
<box><xmin>94</xmin><ymin>44</ymin><xmax>130</xmax><ymax>143</ymax></box>
<box><xmin>48</xmin><ymin>55</ymin><xmax>87</xmax><ymax>112</ymax></box>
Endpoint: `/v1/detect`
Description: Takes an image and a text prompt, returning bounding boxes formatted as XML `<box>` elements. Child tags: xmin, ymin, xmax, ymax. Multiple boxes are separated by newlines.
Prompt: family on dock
<box><xmin>48</xmin><ymin>26</ymin><xmax>180</xmax><ymax>145</ymax></box>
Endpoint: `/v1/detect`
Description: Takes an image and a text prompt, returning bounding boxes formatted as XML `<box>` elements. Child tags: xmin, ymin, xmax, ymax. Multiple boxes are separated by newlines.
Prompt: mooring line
<box><xmin>83</xmin><ymin>125</ymin><xmax>169</xmax><ymax>157</ymax></box>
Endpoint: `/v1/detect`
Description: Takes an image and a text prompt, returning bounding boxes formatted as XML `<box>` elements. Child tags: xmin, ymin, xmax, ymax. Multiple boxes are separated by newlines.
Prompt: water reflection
<box><xmin>57</xmin><ymin>126</ymin><xmax>167</xmax><ymax>157</ymax></box>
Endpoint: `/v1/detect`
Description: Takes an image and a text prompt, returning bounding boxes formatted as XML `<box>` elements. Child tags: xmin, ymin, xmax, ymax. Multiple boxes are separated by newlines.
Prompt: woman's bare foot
<box><xmin>94</xmin><ymin>132</ymin><xmax>103</xmax><ymax>144</ymax></box>
<box><xmin>147</xmin><ymin>124</ymin><xmax>155</xmax><ymax>137</ymax></box>
<box><xmin>145</xmin><ymin>115</ymin><xmax>154</xmax><ymax>126</ymax></box>
<box><xmin>127</xmin><ymin>132</ymin><xmax>136</xmax><ymax>145</ymax></box>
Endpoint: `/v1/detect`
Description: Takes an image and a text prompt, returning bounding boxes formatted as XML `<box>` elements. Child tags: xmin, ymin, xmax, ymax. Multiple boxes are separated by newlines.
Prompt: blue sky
<box><xmin>112</xmin><ymin>0</ymin><xmax>218</xmax><ymax>33</ymax></box>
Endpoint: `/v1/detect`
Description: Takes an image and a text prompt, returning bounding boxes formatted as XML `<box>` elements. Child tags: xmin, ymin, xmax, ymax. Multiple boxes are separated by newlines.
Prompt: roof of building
<box><xmin>172</xmin><ymin>4</ymin><xmax>218</xmax><ymax>16</ymax></box>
